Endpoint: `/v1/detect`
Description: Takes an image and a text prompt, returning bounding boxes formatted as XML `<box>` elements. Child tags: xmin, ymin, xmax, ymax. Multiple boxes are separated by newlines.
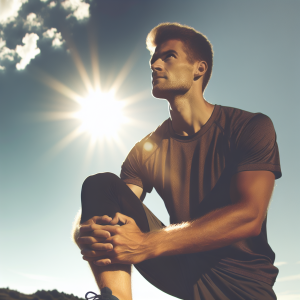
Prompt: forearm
<box><xmin>144</xmin><ymin>203</ymin><xmax>260</xmax><ymax>259</ymax></box>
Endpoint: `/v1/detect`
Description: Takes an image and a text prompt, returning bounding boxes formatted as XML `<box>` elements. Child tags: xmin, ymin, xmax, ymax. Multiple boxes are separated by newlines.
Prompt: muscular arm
<box><xmin>81</xmin><ymin>170</ymin><xmax>275</xmax><ymax>265</ymax></box>
<box><xmin>143</xmin><ymin>170</ymin><xmax>275</xmax><ymax>258</ymax></box>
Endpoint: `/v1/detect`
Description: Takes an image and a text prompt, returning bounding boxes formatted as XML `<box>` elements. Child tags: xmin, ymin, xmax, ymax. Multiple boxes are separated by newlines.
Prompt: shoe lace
<box><xmin>85</xmin><ymin>291</ymin><xmax>102</xmax><ymax>300</ymax></box>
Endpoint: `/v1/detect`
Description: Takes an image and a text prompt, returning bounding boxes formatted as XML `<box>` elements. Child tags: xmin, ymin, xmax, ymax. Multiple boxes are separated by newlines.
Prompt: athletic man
<box><xmin>74</xmin><ymin>23</ymin><xmax>281</xmax><ymax>300</ymax></box>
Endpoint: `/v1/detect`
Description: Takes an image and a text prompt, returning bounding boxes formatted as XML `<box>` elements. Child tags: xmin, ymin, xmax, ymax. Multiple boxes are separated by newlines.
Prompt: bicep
<box><xmin>230</xmin><ymin>170</ymin><xmax>275</xmax><ymax>233</ymax></box>
<box><xmin>126</xmin><ymin>183</ymin><xmax>144</xmax><ymax>199</ymax></box>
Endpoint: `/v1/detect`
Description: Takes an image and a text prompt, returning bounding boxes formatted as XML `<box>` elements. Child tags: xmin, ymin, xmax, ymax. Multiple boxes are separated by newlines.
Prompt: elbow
<box><xmin>247</xmin><ymin>219</ymin><xmax>262</xmax><ymax>237</ymax></box>
<box><xmin>239</xmin><ymin>204</ymin><xmax>263</xmax><ymax>238</ymax></box>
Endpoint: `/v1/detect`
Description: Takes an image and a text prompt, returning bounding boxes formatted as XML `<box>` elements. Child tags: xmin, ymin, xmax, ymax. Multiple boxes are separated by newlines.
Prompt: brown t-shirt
<box><xmin>120</xmin><ymin>104</ymin><xmax>282</xmax><ymax>285</ymax></box>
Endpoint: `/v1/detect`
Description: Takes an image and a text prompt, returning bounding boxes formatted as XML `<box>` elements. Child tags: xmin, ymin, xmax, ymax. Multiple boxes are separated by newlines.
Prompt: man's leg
<box><xmin>74</xmin><ymin>172</ymin><xmax>192</xmax><ymax>300</ymax></box>
<box><xmin>74</xmin><ymin>172</ymin><xmax>150</xmax><ymax>300</ymax></box>
<box><xmin>74</xmin><ymin>172</ymin><xmax>276</xmax><ymax>300</ymax></box>
<box><xmin>73</xmin><ymin>211</ymin><xmax>132</xmax><ymax>299</ymax></box>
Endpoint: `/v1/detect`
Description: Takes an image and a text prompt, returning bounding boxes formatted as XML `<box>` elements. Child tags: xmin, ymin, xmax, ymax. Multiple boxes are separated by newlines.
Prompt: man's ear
<box><xmin>194</xmin><ymin>60</ymin><xmax>208</xmax><ymax>80</ymax></box>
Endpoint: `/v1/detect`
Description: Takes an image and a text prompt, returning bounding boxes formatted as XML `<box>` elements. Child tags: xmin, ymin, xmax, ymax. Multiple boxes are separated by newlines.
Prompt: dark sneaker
<box><xmin>85</xmin><ymin>288</ymin><xmax>119</xmax><ymax>300</ymax></box>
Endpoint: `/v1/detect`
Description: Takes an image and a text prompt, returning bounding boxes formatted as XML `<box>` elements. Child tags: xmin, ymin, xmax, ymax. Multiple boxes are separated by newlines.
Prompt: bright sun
<box><xmin>76</xmin><ymin>90</ymin><xmax>128</xmax><ymax>139</ymax></box>
<box><xmin>36</xmin><ymin>41</ymin><xmax>149</xmax><ymax>159</ymax></box>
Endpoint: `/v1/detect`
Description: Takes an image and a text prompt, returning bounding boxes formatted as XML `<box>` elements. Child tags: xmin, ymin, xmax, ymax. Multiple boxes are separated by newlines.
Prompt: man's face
<box><xmin>150</xmin><ymin>39</ymin><xmax>195</xmax><ymax>100</ymax></box>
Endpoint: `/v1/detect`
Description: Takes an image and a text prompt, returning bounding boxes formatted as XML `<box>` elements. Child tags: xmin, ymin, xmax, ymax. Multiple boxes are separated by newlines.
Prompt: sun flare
<box><xmin>34</xmin><ymin>35</ymin><xmax>152</xmax><ymax>161</ymax></box>
<box><xmin>76</xmin><ymin>90</ymin><xmax>128</xmax><ymax>139</ymax></box>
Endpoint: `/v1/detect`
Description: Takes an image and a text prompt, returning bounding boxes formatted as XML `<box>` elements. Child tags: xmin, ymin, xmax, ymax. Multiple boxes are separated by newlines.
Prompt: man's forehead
<box><xmin>153</xmin><ymin>39</ymin><xmax>184</xmax><ymax>55</ymax></box>
<box><xmin>150</xmin><ymin>39</ymin><xmax>187</xmax><ymax>65</ymax></box>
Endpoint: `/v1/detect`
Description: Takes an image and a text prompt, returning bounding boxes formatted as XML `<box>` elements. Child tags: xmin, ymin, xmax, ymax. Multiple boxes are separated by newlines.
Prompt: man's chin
<box><xmin>152</xmin><ymin>87</ymin><xmax>168</xmax><ymax>99</ymax></box>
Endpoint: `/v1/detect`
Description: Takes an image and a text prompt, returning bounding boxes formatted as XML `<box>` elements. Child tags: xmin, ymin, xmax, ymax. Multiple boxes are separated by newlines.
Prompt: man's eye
<box><xmin>165</xmin><ymin>54</ymin><xmax>175</xmax><ymax>59</ymax></box>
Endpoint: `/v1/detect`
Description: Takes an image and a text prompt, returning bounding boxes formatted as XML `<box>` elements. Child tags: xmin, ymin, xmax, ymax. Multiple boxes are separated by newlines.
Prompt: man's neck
<box><xmin>168</xmin><ymin>94</ymin><xmax>214</xmax><ymax>136</ymax></box>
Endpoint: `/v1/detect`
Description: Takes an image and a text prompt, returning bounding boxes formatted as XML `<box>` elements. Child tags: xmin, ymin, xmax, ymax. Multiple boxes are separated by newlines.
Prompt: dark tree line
<box><xmin>0</xmin><ymin>288</ymin><xmax>84</xmax><ymax>300</ymax></box>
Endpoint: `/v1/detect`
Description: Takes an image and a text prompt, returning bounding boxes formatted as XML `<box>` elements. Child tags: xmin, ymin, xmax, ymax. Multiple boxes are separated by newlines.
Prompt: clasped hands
<box><xmin>77</xmin><ymin>213</ymin><xmax>150</xmax><ymax>266</ymax></box>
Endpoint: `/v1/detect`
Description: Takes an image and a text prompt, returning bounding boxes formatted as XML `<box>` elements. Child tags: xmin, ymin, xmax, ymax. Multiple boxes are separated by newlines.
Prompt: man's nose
<box><xmin>151</xmin><ymin>59</ymin><xmax>163</xmax><ymax>71</ymax></box>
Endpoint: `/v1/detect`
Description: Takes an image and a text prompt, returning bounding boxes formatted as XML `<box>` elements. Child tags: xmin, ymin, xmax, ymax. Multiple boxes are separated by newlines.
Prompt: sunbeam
<box><xmin>31</xmin><ymin>67</ymin><xmax>81</xmax><ymax>103</ymax></box>
<box><xmin>88</xmin><ymin>25</ymin><xmax>102</xmax><ymax>92</ymax></box>
<box><xmin>64</xmin><ymin>31</ymin><xmax>94</xmax><ymax>94</ymax></box>
<box><xmin>43</xmin><ymin>125</ymin><xmax>84</xmax><ymax>160</ymax></box>
<box><xmin>32</xmin><ymin>33</ymin><xmax>152</xmax><ymax>167</ymax></box>
<box><xmin>110</xmin><ymin>43</ymin><xmax>141</xmax><ymax>94</ymax></box>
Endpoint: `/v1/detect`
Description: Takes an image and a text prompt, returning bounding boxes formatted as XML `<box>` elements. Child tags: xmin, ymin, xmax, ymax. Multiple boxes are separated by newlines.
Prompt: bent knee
<box><xmin>82</xmin><ymin>172</ymin><xmax>119</xmax><ymax>188</ymax></box>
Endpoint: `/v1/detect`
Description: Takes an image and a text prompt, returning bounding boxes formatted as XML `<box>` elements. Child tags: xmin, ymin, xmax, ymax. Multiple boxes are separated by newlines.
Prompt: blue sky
<box><xmin>0</xmin><ymin>0</ymin><xmax>299</xmax><ymax>299</ymax></box>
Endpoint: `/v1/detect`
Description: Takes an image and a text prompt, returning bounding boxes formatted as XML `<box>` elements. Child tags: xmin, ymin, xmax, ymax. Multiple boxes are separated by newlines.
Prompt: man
<box><xmin>74</xmin><ymin>23</ymin><xmax>281</xmax><ymax>300</ymax></box>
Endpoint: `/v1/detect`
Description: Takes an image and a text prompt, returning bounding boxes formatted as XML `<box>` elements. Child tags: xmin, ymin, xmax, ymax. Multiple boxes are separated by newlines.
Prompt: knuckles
<box><xmin>112</xmin><ymin>236</ymin><xmax>120</xmax><ymax>245</ymax></box>
<box><xmin>112</xmin><ymin>247</ymin><xmax>121</xmax><ymax>255</ymax></box>
<box><xmin>114</xmin><ymin>227</ymin><xmax>122</xmax><ymax>235</ymax></box>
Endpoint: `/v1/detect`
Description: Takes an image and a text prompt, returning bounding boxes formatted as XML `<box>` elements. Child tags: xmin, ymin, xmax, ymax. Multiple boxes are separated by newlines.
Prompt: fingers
<box><xmin>80</xmin><ymin>215</ymin><xmax>112</xmax><ymax>231</ymax></box>
<box><xmin>81</xmin><ymin>244</ymin><xmax>113</xmax><ymax>256</ymax></box>
<box><xmin>82</xmin><ymin>255</ymin><xmax>112</xmax><ymax>266</ymax></box>
<box><xmin>110</xmin><ymin>212</ymin><xmax>134</xmax><ymax>226</ymax></box>
<box><xmin>80</xmin><ymin>215</ymin><xmax>113</xmax><ymax>235</ymax></box>
<box><xmin>90</xmin><ymin>242</ymin><xmax>113</xmax><ymax>251</ymax></box>
<box><xmin>81</xmin><ymin>251</ymin><xmax>113</xmax><ymax>266</ymax></box>
<box><xmin>78</xmin><ymin>236</ymin><xmax>109</xmax><ymax>245</ymax></box>
<box><xmin>82</xmin><ymin>248</ymin><xmax>112</xmax><ymax>266</ymax></box>
<box><xmin>94</xmin><ymin>215</ymin><xmax>112</xmax><ymax>225</ymax></box>
<box><xmin>93</xmin><ymin>259</ymin><xmax>111</xmax><ymax>266</ymax></box>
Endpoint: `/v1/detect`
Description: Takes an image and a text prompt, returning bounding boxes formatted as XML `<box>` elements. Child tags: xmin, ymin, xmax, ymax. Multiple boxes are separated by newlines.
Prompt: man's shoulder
<box><xmin>217</xmin><ymin>104</ymin><xmax>259</xmax><ymax>121</ymax></box>
<box><xmin>216</xmin><ymin>104</ymin><xmax>271</xmax><ymax>133</ymax></box>
<box><xmin>130</xmin><ymin>118</ymin><xmax>170</xmax><ymax>164</ymax></box>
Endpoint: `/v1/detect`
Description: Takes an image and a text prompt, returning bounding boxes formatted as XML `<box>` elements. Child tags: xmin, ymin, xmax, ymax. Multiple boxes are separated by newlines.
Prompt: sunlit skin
<box><xmin>151</xmin><ymin>39</ymin><xmax>214</xmax><ymax>136</ymax></box>
<box><xmin>74</xmin><ymin>39</ymin><xmax>276</xmax><ymax>300</ymax></box>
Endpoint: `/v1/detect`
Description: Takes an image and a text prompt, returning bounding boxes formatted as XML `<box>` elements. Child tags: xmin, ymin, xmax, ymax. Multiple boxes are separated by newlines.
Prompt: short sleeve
<box><xmin>120</xmin><ymin>144</ymin><xmax>144</xmax><ymax>189</ymax></box>
<box><xmin>232</xmin><ymin>114</ymin><xmax>282</xmax><ymax>179</ymax></box>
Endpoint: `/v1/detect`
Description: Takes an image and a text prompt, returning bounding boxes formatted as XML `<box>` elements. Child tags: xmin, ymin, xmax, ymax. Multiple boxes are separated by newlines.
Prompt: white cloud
<box><xmin>43</xmin><ymin>27</ymin><xmax>56</xmax><ymax>38</ymax></box>
<box><xmin>48</xmin><ymin>1</ymin><xmax>56</xmax><ymax>8</ymax></box>
<box><xmin>43</xmin><ymin>28</ymin><xmax>65</xmax><ymax>48</ymax></box>
<box><xmin>61</xmin><ymin>0</ymin><xmax>90</xmax><ymax>20</ymax></box>
<box><xmin>274</xmin><ymin>261</ymin><xmax>288</xmax><ymax>267</ymax></box>
<box><xmin>0</xmin><ymin>38</ymin><xmax>16</xmax><ymax>61</ymax></box>
<box><xmin>40</xmin><ymin>0</ymin><xmax>48</xmax><ymax>2</ymax></box>
<box><xmin>52</xmin><ymin>32</ymin><xmax>64</xmax><ymax>47</ymax></box>
<box><xmin>0</xmin><ymin>0</ymin><xmax>28</xmax><ymax>25</ymax></box>
<box><xmin>0</xmin><ymin>45</ymin><xmax>16</xmax><ymax>61</ymax></box>
<box><xmin>24</xmin><ymin>13</ymin><xmax>43</xmax><ymax>30</ymax></box>
<box><xmin>15</xmin><ymin>33</ymin><xmax>40</xmax><ymax>70</ymax></box>
<box><xmin>0</xmin><ymin>37</ymin><xmax>16</xmax><ymax>70</ymax></box>
<box><xmin>277</xmin><ymin>274</ymin><xmax>300</xmax><ymax>282</ymax></box>
<box><xmin>61</xmin><ymin>0</ymin><xmax>81</xmax><ymax>10</ymax></box>
<box><xmin>0</xmin><ymin>38</ymin><xmax>5</xmax><ymax>49</ymax></box>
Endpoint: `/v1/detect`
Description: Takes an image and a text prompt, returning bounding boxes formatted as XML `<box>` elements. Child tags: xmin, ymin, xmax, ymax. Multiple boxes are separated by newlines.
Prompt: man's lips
<box><xmin>152</xmin><ymin>76</ymin><xmax>166</xmax><ymax>82</ymax></box>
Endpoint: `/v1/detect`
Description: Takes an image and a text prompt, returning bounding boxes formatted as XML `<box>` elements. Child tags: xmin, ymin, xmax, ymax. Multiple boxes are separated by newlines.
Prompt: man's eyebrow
<box><xmin>150</xmin><ymin>50</ymin><xmax>178</xmax><ymax>65</ymax></box>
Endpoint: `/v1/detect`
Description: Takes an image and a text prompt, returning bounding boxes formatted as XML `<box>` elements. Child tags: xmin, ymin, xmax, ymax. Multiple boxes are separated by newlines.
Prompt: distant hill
<box><xmin>0</xmin><ymin>288</ymin><xmax>85</xmax><ymax>300</ymax></box>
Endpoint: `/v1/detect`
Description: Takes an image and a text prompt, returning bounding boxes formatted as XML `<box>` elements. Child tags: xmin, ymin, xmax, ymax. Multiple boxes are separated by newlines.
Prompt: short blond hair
<box><xmin>146</xmin><ymin>22</ymin><xmax>213</xmax><ymax>92</ymax></box>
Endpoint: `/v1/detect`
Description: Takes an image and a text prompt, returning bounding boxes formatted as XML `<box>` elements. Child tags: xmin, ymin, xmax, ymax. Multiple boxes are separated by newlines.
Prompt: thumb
<box><xmin>110</xmin><ymin>212</ymin><xmax>132</xmax><ymax>226</ymax></box>
<box><xmin>93</xmin><ymin>215</ymin><xmax>112</xmax><ymax>225</ymax></box>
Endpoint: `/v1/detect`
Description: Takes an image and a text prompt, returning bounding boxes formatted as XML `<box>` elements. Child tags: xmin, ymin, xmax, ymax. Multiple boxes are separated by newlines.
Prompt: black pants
<box><xmin>80</xmin><ymin>172</ymin><xmax>277</xmax><ymax>300</ymax></box>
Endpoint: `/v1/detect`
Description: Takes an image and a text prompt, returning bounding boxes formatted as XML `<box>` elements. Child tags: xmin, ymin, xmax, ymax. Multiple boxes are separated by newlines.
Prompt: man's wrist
<box><xmin>141</xmin><ymin>230</ymin><xmax>164</xmax><ymax>260</ymax></box>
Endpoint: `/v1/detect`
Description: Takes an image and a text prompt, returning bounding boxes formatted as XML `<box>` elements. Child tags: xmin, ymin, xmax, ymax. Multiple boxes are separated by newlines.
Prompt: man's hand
<box><xmin>77</xmin><ymin>215</ymin><xmax>114</xmax><ymax>252</ymax></box>
<box><xmin>79</xmin><ymin>213</ymin><xmax>151</xmax><ymax>266</ymax></box>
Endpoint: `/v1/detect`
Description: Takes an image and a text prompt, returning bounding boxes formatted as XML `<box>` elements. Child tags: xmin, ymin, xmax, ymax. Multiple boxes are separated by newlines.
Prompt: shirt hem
<box><xmin>234</xmin><ymin>163</ymin><xmax>282</xmax><ymax>179</ymax></box>
<box><xmin>215</xmin><ymin>264</ymin><xmax>276</xmax><ymax>286</ymax></box>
